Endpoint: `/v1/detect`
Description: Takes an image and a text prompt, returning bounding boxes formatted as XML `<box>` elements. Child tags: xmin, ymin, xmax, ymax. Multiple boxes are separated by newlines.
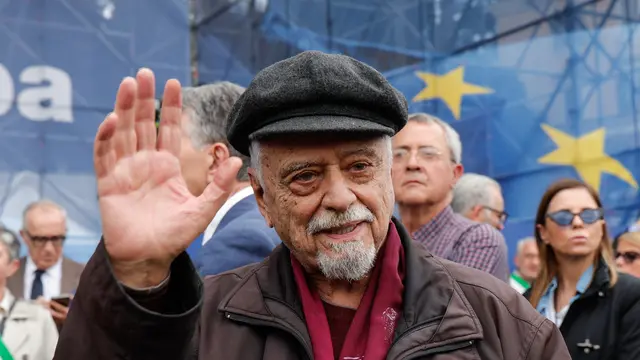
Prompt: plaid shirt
<box><xmin>412</xmin><ymin>206</ymin><xmax>509</xmax><ymax>281</ymax></box>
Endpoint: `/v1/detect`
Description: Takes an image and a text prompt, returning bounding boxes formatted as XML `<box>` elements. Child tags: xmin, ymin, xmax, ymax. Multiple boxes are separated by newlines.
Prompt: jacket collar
<box><xmin>219</xmin><ymin>217</ymin><xmax>482</xmax><ymax>352</ymax></box>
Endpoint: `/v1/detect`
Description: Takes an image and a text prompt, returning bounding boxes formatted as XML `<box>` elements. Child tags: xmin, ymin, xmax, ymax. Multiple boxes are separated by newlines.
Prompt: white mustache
<box><xmin>307</xmin><ymin>204</ymin><xmax>375</xmax><ymax>235</ymax></box>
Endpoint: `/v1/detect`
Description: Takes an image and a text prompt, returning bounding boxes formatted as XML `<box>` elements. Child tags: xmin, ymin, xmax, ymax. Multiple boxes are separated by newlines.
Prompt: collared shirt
<box><xmin>412</xmin><ymin>206</ymin><xmax>509</xmax><ymax>281</ymax></box>
<box><xmin>203</xmin><ymin>186</ymin><xmax>255</xmax><ymax>245</ymax></box>
<box><xmin>24</xmin><ymin>256</ymin><xmax>62</xmax><ymax>300</ymax></box>
<box><xmin>0</xmin><ymin>289</ymin><xmax>14</xmax><ymax>323</ymax></box>
<box><xmin>536</xmin><ymin>265</ymin><xmax>594</xmax><ymax>327</ymax></box>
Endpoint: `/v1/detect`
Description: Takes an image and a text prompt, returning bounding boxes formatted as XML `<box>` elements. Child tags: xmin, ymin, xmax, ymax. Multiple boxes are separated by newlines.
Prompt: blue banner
<box><xmin>197</xmin><ymin>0</ymin><xmax>640</xmax><ymax>270</ymax></box>
<box><xmin>0</xmin><ymin>0</ymin><xmax>191</xmax><ymax>262</ymax></box>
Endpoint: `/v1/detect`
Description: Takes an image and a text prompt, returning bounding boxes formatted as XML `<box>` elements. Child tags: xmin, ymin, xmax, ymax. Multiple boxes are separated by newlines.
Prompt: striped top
<box><xmin>412</xmin><ymin>206</ymin><xmax>509</xmax><ymax>281</ymax></box>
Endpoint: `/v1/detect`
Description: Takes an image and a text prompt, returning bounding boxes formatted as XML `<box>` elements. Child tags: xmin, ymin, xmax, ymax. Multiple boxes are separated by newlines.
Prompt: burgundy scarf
<box><xmin>291</xmin><ymin>222</ymin><xmax>406</xmax><ymax>360</ymax></box>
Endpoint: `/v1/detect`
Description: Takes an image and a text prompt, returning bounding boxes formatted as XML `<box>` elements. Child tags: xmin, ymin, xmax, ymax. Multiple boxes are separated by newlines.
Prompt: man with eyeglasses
<box><xmin>452</xmin><ymin>173</ymin><xmax>508</xmax><ymax>231</ymax></box>
<box><xmin>6</xmin><ymin>200</ymin><xmax>84</xmax><ymax>330</ymax></box>
<box><xmin>391</xmin><ymin>113</ymin><xmax>509</xmax><ymax>281</ymax></box>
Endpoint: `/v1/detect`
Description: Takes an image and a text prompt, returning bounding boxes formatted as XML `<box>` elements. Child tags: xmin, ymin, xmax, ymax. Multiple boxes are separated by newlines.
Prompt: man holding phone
<box><xmin>6</xmin><ymin>200</ymin><xmax>85</xmax><ymax>331</ymax></box>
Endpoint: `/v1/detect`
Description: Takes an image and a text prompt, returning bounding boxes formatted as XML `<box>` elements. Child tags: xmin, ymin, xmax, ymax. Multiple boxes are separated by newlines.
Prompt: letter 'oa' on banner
<box><xmin>0</xmin><ymin>337</ymin><xmax>13</xmax><ymax>360</ymax></box>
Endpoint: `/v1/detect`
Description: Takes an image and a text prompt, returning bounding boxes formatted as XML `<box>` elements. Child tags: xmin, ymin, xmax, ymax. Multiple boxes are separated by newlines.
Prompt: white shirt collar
<box><xmin>203</xmin><ymin>186</ymin><xmax>255</xmax><ymax>245</ymax></box>
<box><xmin>25</xmin><ymin>256</ymin><xmax>63</xmax><ymax>278</ymax></box>
<box><xmin>0</xmin><ymin>289</ymin><xmax>14</xmax><ymax>314</ymax></box>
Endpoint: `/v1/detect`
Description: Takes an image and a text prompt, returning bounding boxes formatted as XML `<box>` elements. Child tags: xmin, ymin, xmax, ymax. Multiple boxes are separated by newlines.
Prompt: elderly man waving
<box><xmin>54</xmin><ymin>51</ymin><xmax>569</xmax><ymax>360</ymax></box>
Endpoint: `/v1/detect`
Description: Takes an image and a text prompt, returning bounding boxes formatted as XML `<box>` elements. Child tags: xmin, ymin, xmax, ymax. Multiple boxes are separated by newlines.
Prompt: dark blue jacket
<box><xmin>198</xmin><ymin>195</ymin><xmax>281</xmax><ymax>276</ymax></box>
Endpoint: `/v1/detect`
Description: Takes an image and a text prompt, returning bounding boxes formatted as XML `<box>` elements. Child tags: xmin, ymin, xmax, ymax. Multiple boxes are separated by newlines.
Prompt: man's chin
<box><xmin>316</xmin><ymin>243</ymin><xmax>377</xmax><ymax>281</ymax></box>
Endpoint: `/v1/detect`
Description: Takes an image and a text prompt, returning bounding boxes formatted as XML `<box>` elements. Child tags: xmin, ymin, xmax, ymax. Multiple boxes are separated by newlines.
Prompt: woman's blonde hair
<box><xmin>528</xmin><ymin>178</ymin><xmax>618</xmax><ymax>309</ymax></box>
<box><xmin>617</xmin><ymin>231</ymin><xmax>640</xmax><ymax>248</ymax></box>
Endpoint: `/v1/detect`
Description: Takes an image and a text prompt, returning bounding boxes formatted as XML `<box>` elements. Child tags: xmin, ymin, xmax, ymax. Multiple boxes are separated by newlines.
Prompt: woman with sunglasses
<box><xmin>525</xmin><ymin>178</ymin><xmax>640</xmax><ymax>360</ymax></box>
<box><xmin>614</xmin><ymin>230</ymin><xmax>640</xmax><ymax>278</ymax></box>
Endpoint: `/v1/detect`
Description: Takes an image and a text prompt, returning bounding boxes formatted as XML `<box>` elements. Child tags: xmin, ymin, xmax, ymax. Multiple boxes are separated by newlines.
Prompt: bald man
<box><xmin>7</xmin><ymin>200</ymin><xmax>84</xmax><ymax>330</ymax></box>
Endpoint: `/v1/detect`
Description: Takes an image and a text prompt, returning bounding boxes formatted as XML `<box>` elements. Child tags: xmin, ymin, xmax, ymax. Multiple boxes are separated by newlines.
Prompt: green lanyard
<box><xmin>0</xmin><ymin>336</ymin><xmax>14</xmax><ymax>360</ymax></box>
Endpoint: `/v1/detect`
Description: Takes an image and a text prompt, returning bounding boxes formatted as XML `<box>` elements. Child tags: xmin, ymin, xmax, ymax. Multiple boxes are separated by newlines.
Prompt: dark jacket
<box><xmin>7</xmin><ymin>256</ymin><xmax>85</xmax><ymax>299</ymax></box>
<box><xmin>198</xmin><ymin>195</ymin><xmax>281</xmax><ymax>276</ymax></box>
<box><xmin>524</xmin><ymin>260</ymin><xmax>640</xmax><ymax>360</ymax></box>
<box><xmin>54</xmin><ymin>219</ymin><xmax>570</xmax><ymax>360</ymax></box>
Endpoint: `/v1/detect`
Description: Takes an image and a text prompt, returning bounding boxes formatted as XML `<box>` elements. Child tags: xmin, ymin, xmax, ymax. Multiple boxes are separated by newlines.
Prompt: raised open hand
<box><xmin>95</xmin><ymin>69</ymin><xmax>241</xmax><ymax>288</ymax></box>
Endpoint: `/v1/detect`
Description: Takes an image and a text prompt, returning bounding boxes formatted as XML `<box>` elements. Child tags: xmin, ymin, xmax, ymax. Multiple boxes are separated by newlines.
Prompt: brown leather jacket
<box><xmin>54</xmin><ymin>219</ymin><xmax>570</xmax><ymax>359</ymax></box>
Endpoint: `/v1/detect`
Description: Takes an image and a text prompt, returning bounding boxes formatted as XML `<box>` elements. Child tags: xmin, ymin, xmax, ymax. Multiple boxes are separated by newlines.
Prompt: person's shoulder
<box><xmin>457</xmin><ymin>217</ymin><xmax>505</xmax><ymax>244</ymax></box>
<box><xmin>14</xmin><ymin>299</ymin><xmax>51</xmax><ymax>321</ymax></box>
<box><xmin>436</xmin><ymin>257</ymin><xmax>544</xmax><ymax>326</ymax></box>
<box><xmin>213</xmin><ymin>217</ymin><xmax>280</xmax><ymax>245</ymax></box>
<box><xmin>199</xmin><ymin>260</ymin><xmax>267</xmax><ymax>320</ymax></box>
<box><xmin>202</xmin><ymin>260</ymin><xmax>265</xmax><ymax>298</ymax></box>
<box><xmin>612</xmin><ymin>272</ymin><xmax>640</xmax><ymax>306</ymax></box>
<box><xmin>63</xmin><ymin>256</ymin><xmax>86</xmax><ymax>270</ymax></box>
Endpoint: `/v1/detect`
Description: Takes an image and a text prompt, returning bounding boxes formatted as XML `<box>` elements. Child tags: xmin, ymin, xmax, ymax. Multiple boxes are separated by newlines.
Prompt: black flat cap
<box><xmin>226</xmin><ymin>50</ymin><xmax>408</xmax><ymax>155</ymax></box>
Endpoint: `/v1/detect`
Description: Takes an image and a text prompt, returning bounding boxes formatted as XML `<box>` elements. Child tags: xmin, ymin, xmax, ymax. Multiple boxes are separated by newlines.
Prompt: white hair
<box><xmin>249</xmin><ymin>134</ymin><xmax>393</xmax><ymax>188</ymax></box>
<box><xmin>517</xmin><ymin>237</ymin><xmax>536</xmax><ymax>255</ymax></box>
<box><xmin>310</xmin><ymin>203</ymin><xmax>377</xmax><ymax>281</ymax></box>
<box><xmin>408</xmin><ymin>113</ymin><xmax>462</xmax><ymax>164</ymax></box>
<box><xmin>22</xmin><ymin>200</ymin><xmax>67</xmax><ymax>229</ymax></box>
<box><xmin>451</xmin><ymin>173</ymin><xmax>501</xmax><ymax>215</ymax></box>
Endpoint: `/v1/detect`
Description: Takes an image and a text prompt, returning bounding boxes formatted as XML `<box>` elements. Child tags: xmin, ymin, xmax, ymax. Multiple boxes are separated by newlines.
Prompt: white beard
<box><xmin>316</xmin><ymin>240</ymin><xmax>377</xmax><ymax>281</ymax></box>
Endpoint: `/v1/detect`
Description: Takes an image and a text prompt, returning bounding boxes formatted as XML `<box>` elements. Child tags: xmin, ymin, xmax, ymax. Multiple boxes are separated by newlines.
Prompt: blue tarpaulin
<box><xmin>196</xmin><ymin>0</ymin><xmax>640</xmax><ymax>270</ymax></box>
<box><xmin>2</xmin><ymin>0</ymin><xmax>639</xmax><ymax>271</ymax></box>
<box><xmin>0</xmin><ymin>0</ymin><xmax>191</xmax><ymax>262</ymax></box>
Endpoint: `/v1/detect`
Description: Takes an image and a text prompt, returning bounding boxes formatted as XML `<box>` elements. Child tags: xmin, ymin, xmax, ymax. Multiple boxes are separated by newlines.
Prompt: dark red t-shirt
<box><xmin>322</xmin><ymin>301</ymin><xmax>357</xmax><ymax>360</ymax></box>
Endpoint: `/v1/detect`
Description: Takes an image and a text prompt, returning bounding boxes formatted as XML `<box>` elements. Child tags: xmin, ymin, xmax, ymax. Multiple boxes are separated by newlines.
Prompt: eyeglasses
<box><xmin>483</xmin><ymin>206</ymin><xmax>508</xmax><ymax>224</ymax></box>
<box><xmin>393</xmin><ymin>147</ymin><xmax>454</xmax><ymax>164</ymax></box>
<box><xmin>546</xmin><ymin>208</ymin><xmax>603</xmax><ymax>227</ymax></box>
<box><xmin>25</xmin><ymin>232</ymin><xmax>66</xmax><ymax>248</ymax></box>
<box><xmin>616</xmin><ymin>251</ymin><xmax>640</xmax><ymax>264</ymax></box>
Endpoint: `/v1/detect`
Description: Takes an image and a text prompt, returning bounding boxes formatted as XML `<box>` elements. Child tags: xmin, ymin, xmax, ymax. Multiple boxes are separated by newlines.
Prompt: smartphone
<box><xmin>51</xmin><ymin>294</ymin><xmax>72</xmax><ymax>307</ymax></box>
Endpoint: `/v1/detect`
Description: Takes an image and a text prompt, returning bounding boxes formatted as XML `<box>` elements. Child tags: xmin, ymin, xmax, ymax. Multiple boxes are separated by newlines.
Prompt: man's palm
<box><xmin>95</xmin><ymin>69</ymin><xmax>241</xmax><ymax>287</ymax></box>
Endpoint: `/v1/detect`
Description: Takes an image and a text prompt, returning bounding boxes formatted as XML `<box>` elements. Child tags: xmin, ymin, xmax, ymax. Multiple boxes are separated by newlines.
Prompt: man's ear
<box><xmin>451</xmin><ymin>163</ymin><xmax>464</xmax><ymax>188</ymax></box>
<box><xmin>7</xmin><ymin>258</ymin><xmax>19</xmax><ymax>278</ymax></box>
<box><xmin>248</xmin><ymin>169</ymin><xmax>273</xmax><ymax>228</ymax></box>
<box><xmin>513</xmin><ymin>254</ymin><xmax>522</xmax><ymax>270</ymax></box>
<box><xmin>19</xmin><ymin>230</ymin><xmax>30</xmax><ymax>248</ymax></box>
<box><xmin>467</xmin><ymin>204</ymin><xmax>483</xmax><ymax>221</ymax></box>
<box><xmin>206</xmin><ymin>143</ymin><xmax>231</xmax><ymax>183</ymax></box>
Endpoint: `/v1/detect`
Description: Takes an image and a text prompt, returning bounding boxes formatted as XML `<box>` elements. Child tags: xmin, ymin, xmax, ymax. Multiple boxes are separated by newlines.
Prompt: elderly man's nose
<box><xmin>322</xmin><ymin>176</ymin><xmax>356</xmax><ymax>212</ymax></box>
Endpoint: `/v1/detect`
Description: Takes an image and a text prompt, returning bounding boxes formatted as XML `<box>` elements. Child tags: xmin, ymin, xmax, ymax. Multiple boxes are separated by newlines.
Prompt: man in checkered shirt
<box><xmin>391</xmin><ymin>113</ymin><xmax>509</xmax><ymax>281</ymax></box>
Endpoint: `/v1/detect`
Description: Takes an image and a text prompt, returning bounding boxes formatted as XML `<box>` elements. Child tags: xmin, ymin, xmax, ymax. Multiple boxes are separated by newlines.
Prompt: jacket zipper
<box><xmin>403</xmin><ymin>340</ymin><xmax>475</xmax><ymax>360</ymax></box>
<box><xmin>227</xmin><ymin>312</ymin><xmax>474</xmax><ymax>360</ymax></box>
<box><xmin>225</xmin><ymin>312</ymin><xmax>314</xmax><ymax>360</ymax></box>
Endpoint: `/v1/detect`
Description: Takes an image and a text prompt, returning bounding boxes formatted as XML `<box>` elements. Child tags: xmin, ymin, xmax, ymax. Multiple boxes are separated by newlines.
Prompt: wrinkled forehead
<box><xmin>257</xmin><ymin>134</ymin><xmax>389</xmax><ymax>169</ymax></box>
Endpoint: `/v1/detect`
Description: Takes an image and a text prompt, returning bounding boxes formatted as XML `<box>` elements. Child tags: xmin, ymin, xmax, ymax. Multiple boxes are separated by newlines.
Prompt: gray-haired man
<box><xmin>451</xmin><ymin>173</ymin><xmax>508</xmax><ymax>231</ymax></box>
<box><xmin>54</xmin><ymin>55</ymin><xmax>569</xmax><ymax>360</ymax></box>
<box><xmin>392</xmin><ymin>114</ymin><xmax>509</xmax><ymax>281</ymax></box>
<box><xmin>180</xmin><ymin>83</ymin><xmax>280</xmax><ymax>275</ymax></box>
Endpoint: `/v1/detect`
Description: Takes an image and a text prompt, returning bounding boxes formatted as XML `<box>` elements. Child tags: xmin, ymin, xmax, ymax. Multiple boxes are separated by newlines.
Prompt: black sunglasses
<box><xmin>546</xmin><ymin>208</ymin><xmax>603</xmax><ymax>227</ymax></box>
<box><xmin>616</xmin><ymin>251</ymin><xmax>640</xmax><ymax>264</ymax></box>
<box><xmin>24</xmin><ymin>231</ymin><xmax>66</xmax><ymax>247</ymax></box>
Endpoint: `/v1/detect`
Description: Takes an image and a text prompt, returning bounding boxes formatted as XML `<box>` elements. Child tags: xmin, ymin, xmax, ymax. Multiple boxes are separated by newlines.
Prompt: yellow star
<box><xmin>538</xmin><ymin>124</ymin><xmax>638</xmax><ymax>191</ymax></box>
<box><xmin>412</xmin><ymin>66</ymin><xmax>494</xmax><ymax>120</ymax></box>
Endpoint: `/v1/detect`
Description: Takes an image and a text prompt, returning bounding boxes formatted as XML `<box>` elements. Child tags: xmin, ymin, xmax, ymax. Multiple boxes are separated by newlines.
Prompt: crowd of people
<box><xmin>1</xmin><ymin>50</ymin><xmax>640</xmax><ymax>359</ymax></box>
